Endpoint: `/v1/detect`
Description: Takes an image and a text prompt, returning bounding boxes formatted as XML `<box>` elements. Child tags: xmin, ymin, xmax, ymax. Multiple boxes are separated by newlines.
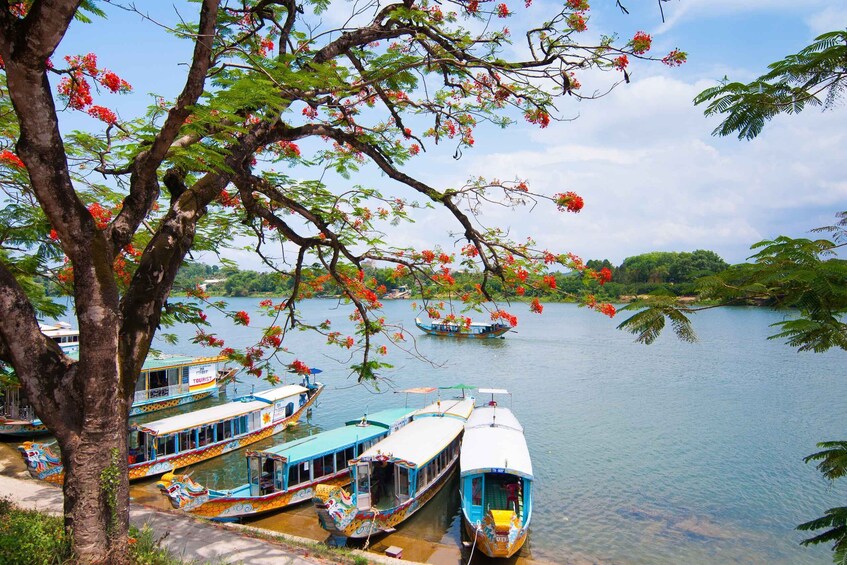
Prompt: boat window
<box><xmin>159</xmin><ymin>435</ymin><xmax>176</xmax><ymax>457</ymax></box>
<box><xmin>356</xmin><ymin>463</ymin><xmax>371</xmax><ymax>495</ymax></box>
<box><xmin>396</xmin><ymin>466</ymin><xmax>410</xmax><ymax>500</ymax></box>
<box><xmin>179</xmin><ymin>431</ymin><xmax>193</xmax><ymax>452</ymax></box>
<box><xmin>472</xmin><ymin>477</ymin><xmax>482</xmax><ymax>505</ymax></box>
<box><xmin>235</xmin><ymin>416</ymin><xmax>248</xmax><ymax>435</ymax></box>
<box><xmin>215</xmin><ymin>422</ymin><xmax>224</xmax><ymax>442</ymax></box>
<box><xmin>274</xmin><ymin>460</ymin><xmax>284</xmax><ymax>491</ymax></box>
<box><xmin>167</xmin><ymin>368</ymin><xmax>180</xmax><ymax>386</ymax></box>
<box><xmin>250</xmin><ymin>411</ymin><xmax>261</xmax><ymax>431</ymax></box>
<box><xmin>285</xmin><ymin>402</ymin><xmax>294</xmax><ymax>418</ymax></box>
<box><xmin>149</xmin><ymin>370</ymin><xmax>168</xmax><ymax>396</ymax></box>
<box><xmin>287</xmin><ymin>462</ymin><xmax>300</xmax><ymax>487</ymax></box>
<box><xmin>323</xmin><ymin>453</ymin><xmax>335</xmax><ymax>475</ymax></box>
<box><xmin>198</xmin><ymin>425</ymin><xmax>214</xmax><ymax>447</ymax></box>
<box><xmin>135</xmin><ymin>372</ymin><xmax>147</xmax><ymax>393</ymax></box>
<box><xmin>181</xmin><ymin>366</ymin><xmax>190</xmax><ymax>384</ymax></box>
<box><xmin>223</xmin><ymin>419</ymin><xmax>234</xmax><ymax>439</ymax></box>
<box><xmin>249</xmin><ymin>456</ymin><xmax>261</xmax><ymax>485</ymax></box>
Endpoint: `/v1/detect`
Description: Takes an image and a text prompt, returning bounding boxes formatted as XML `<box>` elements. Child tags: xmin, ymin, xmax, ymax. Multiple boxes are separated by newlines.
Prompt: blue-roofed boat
<box><xmin>312</xmin><ymin>396</ymin><xmax>475</xmax><ymax>540</ymax></box>
<box><xmin>156</xmin><ymin>407</ymin><xmax>415</xmax><ymax>521</ymax></box>
<box><xmin>0</xmin><ymin>352</ymin><xmax>234</xmax><ymax>436</ymax></box>
<box><xmin>459</xmin><ymin>389</ymin><xmax>533</xmax><ymax>558</ymax></box>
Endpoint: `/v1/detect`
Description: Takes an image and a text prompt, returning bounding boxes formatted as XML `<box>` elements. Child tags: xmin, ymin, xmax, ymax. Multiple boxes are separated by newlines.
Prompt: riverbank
<box><xmin>0</xmin><ymin>443</ymin><xmax>417</xmax><ymax>565</ymax></box>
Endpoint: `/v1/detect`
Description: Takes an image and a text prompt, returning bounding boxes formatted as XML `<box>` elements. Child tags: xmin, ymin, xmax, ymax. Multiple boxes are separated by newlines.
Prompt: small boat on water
<box><xmin>0</xmin><ymin>352</ymin><xmax>234</xmax><ymax>436</ymax></box>
<box><xmin>19</xmin><ymin>375</ymin><xmax>324</xmax><ymax>484</ymax></box>
<box><xmin>313</xmin><ymin>396</ymin><xmax>475</xmax><ymax>541</ymax></box>
<box><xmin>459</xmin><ymin>389</ymin><xmax>533</xmax><ymax>558</ymax></box>
<box><xmin>157</xmin><ymin>407</ymin><xmax>415</xmax><ymax>521</ymax></box>
<box><xmin>415</xmin><ymin>317</ymin><xmax>510</xmax><ymax>339</ymax></box>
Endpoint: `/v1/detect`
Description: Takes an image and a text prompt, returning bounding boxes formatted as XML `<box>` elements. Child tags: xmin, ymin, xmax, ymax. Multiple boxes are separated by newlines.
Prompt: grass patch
<box><xmin>0</xmin><ymin>498</ymin><xmax>197</xmax><ymax>565</ymax></box>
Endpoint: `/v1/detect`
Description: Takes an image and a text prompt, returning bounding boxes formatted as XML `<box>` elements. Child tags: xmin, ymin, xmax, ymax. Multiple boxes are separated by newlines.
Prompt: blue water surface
<box><xmin>148</xmin><ymin>299</ymin><xmax>845</xmax><ymax>564</ymax></box>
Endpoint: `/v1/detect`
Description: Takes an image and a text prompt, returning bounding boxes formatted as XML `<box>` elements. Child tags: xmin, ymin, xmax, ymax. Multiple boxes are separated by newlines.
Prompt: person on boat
<box><xmin>505</xmin><ymin>480</ymin><xmax>521</xmax><ymax>512</ymax></box>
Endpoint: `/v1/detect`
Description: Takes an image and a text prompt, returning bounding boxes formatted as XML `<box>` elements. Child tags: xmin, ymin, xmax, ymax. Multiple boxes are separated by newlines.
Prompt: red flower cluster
<box><xmin>566</xmin><ymin>0</ymin><xmax>588</xmax><ymax>9</ymax></box>
<box><xmin>409</xmin><ymin>144</ymin><xmax>420</xmax><ymax>156</ymax></box>
<box><xmin>0</xmin><ymin>150</ymin><xmax>25</xmax><ymax>169</ymax></box>
<box><xmin>543</xmin><ymin>274</ymin><xmax>557</xmax><ymax>289</ymax></box>
<box><xmin>491</xmin><ymin>310</ymin><xmax>519</xmax><ymax>327</ymax></box>
<box><xmin>259</xmin><ymin>38</ymin><xmax>275</xmax><ymax>57</ymax></box>
<box><xmin>613</xmin><ymin>55</ymin><xmax>629</xmax><ymax>71</ymax></box>
<box><xmin>585</xmin><ymin>295</ymin><xmax>616</xmax><ymax>318</ymax></box>
<box><xmin>530</xmin><ymin>297</ymin><xmax>543</xmax><ymax>313</ymax></box>
<box><xmin>420</xmin><ymin>249</ymin><xmax>436</xmax><ymax>263</ymax></box>
<box><xmin>87</xmin><ymin>105</ymin><xmax>117</xmax><ymax>124</ymax></box>
<box><xmin>87</xmin><ymin>202</ymin><xmax>112</xmax><ymax>229</ymax></box>
<box><xmin>632</xmin><ymin>31</ymin><xmax>652</xmax><ymax>54</ymax></box>
<box><xmin>289</xmin><ymin>359</ymin><xmax>311</xmax><ymax>375</ymax></box>
<box><xmin>662</xmin><ymin>49</ymin><xmax>687</xmax><ymax>67</ymax></box>
<box><xmin>497</xmin><ymin>3</ymin><xmax>510</xmax><ymax>17</ymax></box>
<box><xmin>567</xmin><ymin>12</ymin><xmax>587</xmax><ymax>32</ymax></box>
<box><xmin>516</xmin><ymin>286</ymin><xmax>526</xmax><ymax>296</ymax></box>
<box><xmin>467</xmin><ymin>0</ymin><xmax>479</xmax><ymax>14</ymax></box>
<box><xmin>278</xmin><ymin>141</ymin><xmax>301</xmax><ymax>158</ymax></box>
<box><xmin>568</xmin><ymin>252</ymin><xmax>585</xmax><ymax>270</ymax></box>
<box><xmin>234</xmin><ymin>311</ymin><xmax>250</xmax><ymax>326</ymax></box>
<box><xmin>554</xmin><ymin>191</ymin><xmax>584</xmax><ymax>213</ymax></box>
<box><xmin>461</xmin><ymin>244</ymin><xmax>479</xmax><ymax>257</ymax></box>
<box><xmin>524</xmin><ymin>108</ymin><xmax>551</xmax><ymax>128</ymax></box>
<box><xmin>194</xmin><ymin>330</ymin><xmax>225</xmax><ymax>348</ymax></box>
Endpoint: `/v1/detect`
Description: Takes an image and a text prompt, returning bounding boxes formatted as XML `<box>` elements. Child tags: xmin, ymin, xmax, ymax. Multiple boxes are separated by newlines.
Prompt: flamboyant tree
<box><xmin>0</xmin><ymin>0</ymin><xmax>684</xmax><ymax>561</ymax></box>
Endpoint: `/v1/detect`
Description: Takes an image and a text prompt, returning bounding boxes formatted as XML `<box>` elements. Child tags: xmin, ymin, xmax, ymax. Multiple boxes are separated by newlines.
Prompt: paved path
<box><xmin>0</xmin><ymin>456</ymin><xmax>420</xmax><ymax>565</ymax></box>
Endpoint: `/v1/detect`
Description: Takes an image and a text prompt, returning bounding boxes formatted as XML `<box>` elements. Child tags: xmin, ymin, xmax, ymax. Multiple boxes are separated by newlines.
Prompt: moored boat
<box><xmin>459</xmin><ymin>390</ymin><xmax>533</xmax><ymax>558</ymax></box>
<box><xmin>414</xmin><ymin>317</ymin><xmax>510</xmax><ymax>339</ymax></box>
<box><xmin>157</xmin><ymin>407</ymin><xmax>415</xmax><ymax>520</ymax></box>
<box><xmin>0</xmin><ymin>353</ymin><xmax>232</xmax><ymax>436</ymax></box>
<box><xmin>39</xmin><ymin>322</ymin><xmax>80</xmax><ymax>353</ymax></box>
<box><xmin>312</xmin><ymin>396</ymin><xmax>474</xmax><ymax>541</ymax></box>
<box><xmin>19</xmin><ymin>376</ymin><xmax>324</xmax><ymax>484</ymax></box>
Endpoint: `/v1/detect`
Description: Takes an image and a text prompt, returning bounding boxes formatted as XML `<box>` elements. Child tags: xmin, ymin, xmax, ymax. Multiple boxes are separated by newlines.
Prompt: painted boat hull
<box><xmin>161</xmin><ymin>471</ymin><xmax>352</xmax><ymax>520</ymax></box>
<box><xmin>19</xmin><ymin>385</ymin><xmax>323</xmax><ymax>485</ymax></box>
<box><xmin>313</xmin><ymin>462</ymin><xmax>456</xmax><ymax>539</ymax></box>
<box><xmin>462</xmin><ymin>510</ymin><xmax>529</xmax><ymax>558</ymax></box>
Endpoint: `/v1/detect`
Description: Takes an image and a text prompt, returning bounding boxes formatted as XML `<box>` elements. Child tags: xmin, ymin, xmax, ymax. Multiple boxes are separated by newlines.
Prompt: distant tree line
<box><xmin>169</xmin><ymin>249</ymin><xmax>730</xmax><ymax>302</ymax></box>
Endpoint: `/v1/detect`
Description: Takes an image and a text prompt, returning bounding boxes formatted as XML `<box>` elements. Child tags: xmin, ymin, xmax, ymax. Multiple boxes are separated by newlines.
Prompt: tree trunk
<box><xmin>61</xmin><ymin>417</ymin><xmax>131</xmax><ymax>564</ymax></box>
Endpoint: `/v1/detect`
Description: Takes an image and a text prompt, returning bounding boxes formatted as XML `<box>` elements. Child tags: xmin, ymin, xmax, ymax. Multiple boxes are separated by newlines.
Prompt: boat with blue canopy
<box><xmin>157</xmin><ymin>406</ymin><xmax>415</xmax><ymax>521</ymax></box>
<box><xmin>415</xmin><ymin>317</ymin><xmax>510</xmax><ymax>339</ymax></box>
<box><xmin>459</xmin><ymin>389</ymin><xmax>533</xmax><ymax>558</ymax></box>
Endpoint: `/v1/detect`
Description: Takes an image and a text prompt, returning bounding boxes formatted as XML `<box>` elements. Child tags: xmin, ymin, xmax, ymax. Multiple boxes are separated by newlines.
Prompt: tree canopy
<box><xmin>0</xmin><ymin>1</ymin><xmax>686</xmax><ymax>561</ymax></box>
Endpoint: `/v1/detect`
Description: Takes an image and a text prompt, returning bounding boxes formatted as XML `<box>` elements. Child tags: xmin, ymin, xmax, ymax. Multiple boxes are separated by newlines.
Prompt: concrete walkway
<box><xmin>0</xmin><ymin>466</ymin><xmax>419</xmax><ymax>565</ymax></box>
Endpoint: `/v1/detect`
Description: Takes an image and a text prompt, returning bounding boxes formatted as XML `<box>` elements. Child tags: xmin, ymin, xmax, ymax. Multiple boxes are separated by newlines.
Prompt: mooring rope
<box><xmin>466</xmin><ymin>521</ymin><xmax>482</xmax><ymax>565</ymax></box>
<box><xmin>362</xmin><ymin>508</ymin><xmax>379</xmax><ymax>551</ymax></box>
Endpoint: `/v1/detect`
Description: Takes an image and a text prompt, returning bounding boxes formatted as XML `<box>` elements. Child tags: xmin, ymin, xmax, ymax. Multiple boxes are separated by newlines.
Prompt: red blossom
<box><xmin>543</xmin><ymin>274</ymin><xmax>557</xmax><ymax>289</ymax></box>
<box><xmin>49</xmin><ymin>229</ymin><xmax>59</xmax><ymax>241</ymax></box>
<box><xmin>524</xmin><ymin>108</ymin><xmax>551</xmax><ymax>128</ymax></box>
<box><xmin>543</xmin><ymin>251</ymin><xmax>558</xmax><ymax>265</ymax></box>
<box><xmin>461</xmin><ymin>244</ymin><xmax>479</xmax><ymax>257</ymax></box>
<box><xmin>530</xmin><ymin>297</ymin><xmax>543</xmax><ymax>313</ymax></box>
<box><xmin>259</xmin><ymin>299</ymin><xmax>274</xmax><ymax>308</ymax></box>
<box><xmin>0</xmin><ymin>150</ymin><xmax>25</xmax><ymax>169</ymax></box>
<box><xmin>421</xmin><ymin>249</ymin><xmax>436</xmax><ymax>263</ymax></box>
<box><xmin>289</xmin><ymin>359</ymin><xmax>311</xmax><ymax>375</ymax></box>
<box><xmin>516</xmin><ymin>286</ymin><xmax>526</xmax><ymax>296</ymax></box>
<box><xmin>497</xmin><ymin>3</ymin><xmax>510</xmax><ymax>17</ymax></box>
<box><xmin>467</xmin><ymin>0</ymin><xmax>479</xmax><ymax>13</ymax></box>
<box><xmin>568</xmin><ymin>252</ymin><xmax>585</xmax><ymax>271</ymax></box>
<box><xmin>598</xmin><ymin>303</ymin><xmax>616</xmax><ymax>318</ymax></box>
<box><xmin>632</xmin><ymin>31</ymin><xmax>652</xmax><ymax>54</ymax></box>
<box><xmin>554</xmin><ymin>191</ymin><xmax>584</xmax><ymax>213</ymax></box>
<box><xmin>613</xmin><ymin>55</ymin><xmax>629</xmax><ymax>71</ymax></box>
<box><xmin>567</xmin><ymin>12</ymin><xmax>587</xmax><ymax>32</ymax></box>
<box><xmin>598</xmin><ymin>267</ymin><xmax>612</xmax><ymax>284</ymax></box>
<box><xmin>409</xmin><ymin>144</ymin><xmax>420</xmax><ymax>156</ymax></box>
<box><xmin>234</xmin><ymin>311</ymin><xmax>250</xmax><ymax>326</ymax></box>
<box><xmin>662</xmin><ymin>49</ymin><xmax>687</xmax><ymax>67</ymax></box>
<box><xmin>278</xmin><ymin>141</ymin><xmax>301</xmax><ymax>158</ymax></box>
<box><xmin>87</xmin><ymin>105</ymin><xmax>117</xmax><ymax>124</ymax></box>
<box><xmin>87</xmin><ymin>202</ymin><xmax>112</xmax><ymax>229</ymax></box>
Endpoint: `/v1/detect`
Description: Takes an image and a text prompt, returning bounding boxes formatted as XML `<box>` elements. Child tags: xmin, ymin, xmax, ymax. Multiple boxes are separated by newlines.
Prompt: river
<box><xmin>44</xmin><ymin>299</ymin><xmax>847</xmax><ymax>563</ymax></box>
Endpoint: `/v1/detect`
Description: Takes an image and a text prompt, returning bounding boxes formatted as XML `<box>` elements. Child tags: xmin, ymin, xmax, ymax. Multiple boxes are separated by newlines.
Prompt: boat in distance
<box><xmin>313</xmin><ymin>396</ymin><xmax>474</xmax><ymax>540</ymax></box>
<box><xmin>414</xmin><ymin>317</ymin><xmax>510</xmax><ymax>339</ymax></box>
<box><xmin>19</xmin><ymin>376</ymin><xmax>324</xmax><ymax>484</ymax></box>
<box><xmin>0</xmin><ymin>352</ymin><xmax>233</xmax><ymax>437</ymax></box>
<box><xmin>459</xmin><ymin>389</ymin><xmax>533</xmax><ymax>558</ymax></box>
<box><xmin>157</xmin><ymin>407</ymin><xmax>415</xmax><ymax>521</ymax></box>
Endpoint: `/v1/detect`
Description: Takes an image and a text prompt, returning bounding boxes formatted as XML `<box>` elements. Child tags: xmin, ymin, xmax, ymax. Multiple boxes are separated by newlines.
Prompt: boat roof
<box><xmin>40</xmin><ymin>323</ymin><xmax>78</xmax><ymax>336</ymax></box>
<box><xmin>133</xmin><ymin>385</ymin><xmax>307</xmax><ymax>436</ymax></box>
<box><xmin>460</xmin><ymin>407</ymin><xmax>533</xmax><ymax>479</ymax></box>
<box><xmin>418</xmin><ymin>318</ymin><xmax>499</xmax><ymax>328</ymax></box>
<box><xmin>413</xmin><ymin>397</ymin><xmax>475</xmax><ymax>420</ymax></box>
<box><xmin>358</xmin><ymin>416</ymin><xmax>466</xmax><ymax>468</ymax></box>
<box><xmin>344</xmin><ymin>407</ymin><xmax>417</xmax><ymax>428</ymax></box>
<box><xmin>65</xmin><ymin>350</ymin><xmax>224</xmax><ymax>370</ymax></box>
<box><xmin>255</xmin><ymin>408</ymin><xmax>414</xmax><ymax>462</ymax></box>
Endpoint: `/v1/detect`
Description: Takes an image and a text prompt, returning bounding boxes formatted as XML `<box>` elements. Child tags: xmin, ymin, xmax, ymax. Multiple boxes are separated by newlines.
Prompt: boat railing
<box><xmin>133</xmin><ymin>383</ymin><xmax>193</xmax><ymax>403</ymax></box>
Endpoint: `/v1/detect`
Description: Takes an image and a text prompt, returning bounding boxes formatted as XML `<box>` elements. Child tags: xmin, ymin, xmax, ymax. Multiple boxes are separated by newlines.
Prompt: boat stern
<box><xmin>157</xmin><ymin>472</ymin><xmax>210</xmax><ymax>511</ymax></box>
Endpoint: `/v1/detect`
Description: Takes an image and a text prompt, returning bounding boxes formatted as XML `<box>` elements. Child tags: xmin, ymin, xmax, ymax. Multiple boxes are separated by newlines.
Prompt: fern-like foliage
<box><xmin>694</xmin><ymin>30</ymin><xmax>847</xmax><ymax>139</ymax></box>
<box><xmin>616</xmin><ymin>297</ymin><xmax>696</xmax><ymax>345</ymax></box>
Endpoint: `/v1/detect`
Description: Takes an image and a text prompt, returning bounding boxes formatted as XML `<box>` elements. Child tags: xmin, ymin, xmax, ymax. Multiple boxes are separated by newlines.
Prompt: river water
<box><xmin>54</xmin><ymin>299</ymin><xmax>847</xmax><ymax>563</ymax></box>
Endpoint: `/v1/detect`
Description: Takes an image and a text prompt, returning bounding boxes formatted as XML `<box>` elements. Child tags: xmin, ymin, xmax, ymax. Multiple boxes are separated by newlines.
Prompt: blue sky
<box><xmin>53</xmin><ymin>1</ymin><xmax>847</xmax><ymax>269</ymax></box>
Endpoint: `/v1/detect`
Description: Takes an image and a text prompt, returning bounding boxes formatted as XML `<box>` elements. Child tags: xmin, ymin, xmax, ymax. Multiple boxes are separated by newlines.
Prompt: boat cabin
<box><xmin>39</xmin><ymin>322</ymin><xmax>80</xmax><ymax>352</ymax></box>
<box><xmin>244</xmin><ymin>407</ymin><xmax>413</xmax><ymax>496</ymax></box>
<box><xmin>128</xmin><ymin>384</ymin><xmax>308</xmax><ymax>464</ymax></box>
<box><xmin>460</xmin><ymin>407</ymin><xmax>533</xmax><ymax>527</ymax></box>
<box><xmin>350</xmin><ymin>397</ymin><xmax>473</xmax><ymax>510</ymax></box>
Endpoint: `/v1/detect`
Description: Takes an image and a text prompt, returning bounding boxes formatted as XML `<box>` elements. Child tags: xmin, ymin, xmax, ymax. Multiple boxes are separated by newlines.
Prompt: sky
<box><xmin>52</xmin><ymin>0</ymin><xmax>847</xmax><ymax>269</ymax></box>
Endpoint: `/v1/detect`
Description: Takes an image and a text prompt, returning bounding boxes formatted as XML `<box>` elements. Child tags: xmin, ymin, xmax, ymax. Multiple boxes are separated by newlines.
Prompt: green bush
<box><xmin>0</xmin><ymin>497</ymin><xmax>72</xmax><ymax>565</ymax></box>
